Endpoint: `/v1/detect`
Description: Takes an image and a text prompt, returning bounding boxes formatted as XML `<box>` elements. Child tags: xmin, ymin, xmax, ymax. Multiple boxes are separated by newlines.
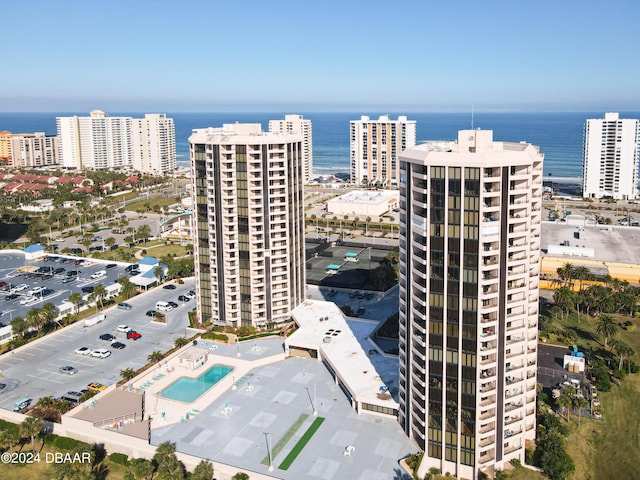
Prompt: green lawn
<box><xmin>278</xmin><ymin>417</ymin><xmax>325</xmax><ymax>470</ymax></box>
<box><xmin>126</xmin><ymin>197</ymin><xmax>179</xmax><ymax>212</ymax></box>
<box><xmin>541</xmin><ymin>289</ymin><xmax>640</xmax><ymax>480</ymax></box>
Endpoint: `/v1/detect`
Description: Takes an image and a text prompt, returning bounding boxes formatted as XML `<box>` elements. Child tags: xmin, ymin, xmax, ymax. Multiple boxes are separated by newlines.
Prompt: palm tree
<box><xmin>136</xmin><ymin>224</ymin><xmax>151</xmax><ymax>243</ymax></box>
<box><xmin>120</xmin><ymin>367</ymin><xmax>137</xmax><ymax>382</ymax></box>
<box><xmin>595</xmin><ymin>314</ymin><xmax>619</xmax><ymax>348</ymax></box>
<box><xmin>556</xmin><ymin>388</ymin><xmax>574</xmax><ymax>420</ymax></box>
<box><xmin>40</xmin><ymin>302</ymin><xmax>58</xmax><ymax>327</ymax></box>
<box><xmin>610</xmin><ymin>338</ymin><xmax>635</xmax><ymax>372</ymax></box>
<box><xmin>25</xmin><ymin>307</ymin><xmax>45</xmax><ymax>332</ymax></box>
<box><xmin>154</xmin><ymin>266</ymin><xmax>165</xmax><ymax>285</ymax></box>
<box><xmin>147</xmin><ymin>351</ymin><xmax>164</xmax><ymax>364</ymax></box>
<box><xmin>10</xmin><ymin>316</ymin><xmax>27</xmax><ymax>337</ymax></box>
<box><xmin>19</xmin><ymin>416</ymin><xmax>42</xmax><ymax>453</ymax></box>
<box><xmin>0</xmin><ymin>428</ymin><xmax>19</xmax><ymax>453</ymax></box>
<box><xmin>93</xmin><ymin>283</ymin><xmax>107</xmax><ymax>310</ymax></box>
<box><xmin>68</xmin><ymin>291</ymin><xmax>83</xmax><ymax>314</ymax></box>
<box><xmin>128</xmin><ymin>458</ymin><xmax>155</xmax><ymax>480</ymax></box>
<box><xmin>123</xmin><ymin>282</ymin><xmax>138</xmax><ymax>300</ymax></box>
<box><xmin>105</xmin><ymin>236</ymin><xmax>116</xmax><ymax>250</ymax></box>
<box><xmin>572</xmin><ymin>396</ymin><xmax>589</xmax><ymax>426</ymax></box>
<box><xmin>573</xmin><ymin>265</ymin><xmax>592</xmax><ymax>290</ymax></box>
<box><xmin>174</xmin><ymin>337</ymin><xmax>188</xmax><ymax>348</ymax></box>
<box><xmin>553</xmin><ymin>286</ymin><xmax>574</xmax><ymax>321</ymax></box>
<box><xmin>191</xmin><ymin>460</ymin><xmax>214</xmax><ymax>480</ymax></box>
<box><xmin>557</xmin><ymin>262</ymin><xmax>575</xmax><ymax>288</ymax></box>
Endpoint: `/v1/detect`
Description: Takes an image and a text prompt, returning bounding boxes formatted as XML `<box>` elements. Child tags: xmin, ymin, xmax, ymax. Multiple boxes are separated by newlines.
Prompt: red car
<box><xmin>127</xmin><ymin>331</ymin><xmax>141</xmax><ymax>340</ymax></box>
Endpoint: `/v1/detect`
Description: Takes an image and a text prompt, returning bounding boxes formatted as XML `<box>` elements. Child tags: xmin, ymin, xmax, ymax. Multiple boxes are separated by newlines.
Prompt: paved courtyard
<box><xmin>151</xmin><ymin>355</ymin><xmax>414</xmax><ymax>480</ymax></box>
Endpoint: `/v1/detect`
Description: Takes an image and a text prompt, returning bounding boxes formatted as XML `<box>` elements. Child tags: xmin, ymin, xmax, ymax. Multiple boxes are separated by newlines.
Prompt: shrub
<box><xmin>201</xmin><ymin>332</ymin><xmax>229</xmax><ymax>343</ymax></box>
<box><xmin>109</xmin><ymin>452</ymin><xmax>129</xmax><ymax>466</ymax></box>
<box><xmin>50</xmin><ymin>435</ymin><xmax>91</xmax><ymax>451</ymax></box>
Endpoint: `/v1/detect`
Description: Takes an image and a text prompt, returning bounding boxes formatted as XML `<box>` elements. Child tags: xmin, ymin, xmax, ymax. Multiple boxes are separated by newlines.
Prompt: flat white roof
<box><xmin>288</xmin><ymin>300</ymin><xmax>397</xmax><ymax>410</ymax></box>
<box><xmin>329</xmin><ymin>189</ymin><xmax>398</xmax><ymax>206</ymax></box>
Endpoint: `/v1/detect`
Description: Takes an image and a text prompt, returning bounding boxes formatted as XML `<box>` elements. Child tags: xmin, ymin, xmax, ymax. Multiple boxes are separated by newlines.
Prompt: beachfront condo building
<box><xmin>189</xmin><ymin>123</ymin><xmax>305</xmax><ymax>328</ymax></box>
<box><xmin>582</xmin><ymin>112</ymin><xmax>640</xmax><ymax>200</ymax></box>
<box><xmin>132</xmin><ymin>114</ymin><xmax>177</xmax><ymax>175</ymax></box>
<box><xmin>9</xmin><ymin>132</ymin><xmax>59</xmax><ymax>167</ymax></box>
<box><xmin>57</xmin><ymin>110</ymin><xmax>176</xmax><ymax>174</ymax></box>
<box><xmin>269</xmin><ymin>114</ymin><xmax>313</xmax><ymax>183</ymax></box>
<box><xmin>398</xmin><ymin>130</ymin><xmax>543</xmax><ymax>479</ymax></box>
<box><xmin>350</xmin><ymin>115</ymin><xmax>416</xmax><ymax>187</ymax></box>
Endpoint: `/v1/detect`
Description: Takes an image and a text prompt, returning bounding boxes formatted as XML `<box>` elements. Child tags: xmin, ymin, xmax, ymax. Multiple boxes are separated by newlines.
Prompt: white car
<box><xmin>20</xmin><ymin>296</ymin><xmax>38</xmax><ymax>305</ymax></box>
<box><xmin>13</xmin><ymin>284</ymin><xmax>28</xmax><ymax>292</ymax></box>
<box><xmin>90</xmin><ymin>348</ymin><xmax>111</xmax><ymax>358</ymax></box>
<box><xmin>74</xmin><ymin>347</ymin><xmax>91</xmax><ymax>355</ymax></box>
<box><xmin>90</xmin><ymin>270</ymin><xmax>107</xmax><ymax>279</ymax></box>
<box><xmin>117</xmin><ymin>325</ymin><xmax>131</xmax><ymax>333</ymax></box>
<box><xmin>27</xmin><ymin>286</ymin><xmax>44</xmax><ymax>296</ymax></box>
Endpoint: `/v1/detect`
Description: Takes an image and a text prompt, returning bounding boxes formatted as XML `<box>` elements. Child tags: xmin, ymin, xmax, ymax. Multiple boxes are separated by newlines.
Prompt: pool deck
<box><xmin>140</xmin><ymin>338</ymin><xmax>286</xmax><ymax>429</ymax></box>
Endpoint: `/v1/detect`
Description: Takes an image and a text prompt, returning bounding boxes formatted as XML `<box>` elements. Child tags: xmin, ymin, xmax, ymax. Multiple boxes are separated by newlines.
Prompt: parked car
<box><xmin>117</xmin><ymin>325</ymin><xmax>131</xmax><ymax>332</ymax></box>
<box><xmin>168</xmin><ymin>301</ymin><xmax>178</xmax><ymax>309</ymax></box>
<box><xmin>106</xmin><ymin>263</ymin><xmax>117</xmax><ymax>269</ymax></box>
<box><xmin>81</xmin><ymin>286</ymin><xmax>94</xmax><ymax>294</ymax></box>
<box><xmin>5</xmin><ymin>293</ymin><xmax>19</xmax><ymax>301</ymax></box>
<box><xmin>87</xmin><ymin>382</ymin><xmax>107</xmax><ymax>391</ymax></box>
<box><xmin>178</xmin><ymin>295</ymin><xmax>190</xmax><ymax>302</ymax></box>
<box><xmin>99</xmin><ymin>333</ymin><xmax>116</xmax><ymax>341</ymax></box>
<box><xmin>13</xmin><ymin>398</ymin><xmax>32</xmax><ymax>412</ymax></box>
<box><xmin>90</xmin><ymin>349</ymin><xmax>111</xmax><ymax>359</ymax></box>
<box><xmin>20</xmin><ymin>296</ymin><xmax>38</xmax><ymax>305</ymax></box>
<box><xmin>117</xmin><ymin>302</ymin><xmax>133</xmax><ymax>311</ymax></box>
<box><xmin>126</xmin><ymin>331</ymin><xmax>141</xmax><ymax>340</ymax></box>
<box><xmin>111</xmin><ymin>342</ymin><xmax>126</xmax><ymax>350</ymax></box>
<box><xmin>59</xmin><ymin>365</ymin><xmax>78</xmax><ymax>375</ymax></box>
<box><xmin>145</xmin><ymin>310</ymin><xmax>157</xmax><ymax>317</ymax></box>
<box><xmin>163</xmin><ymin>284</ymin><xmax>176</xmax><ymax>290</ymax></box>
<box><xmin>75</xmin><ymin>346</ymin><xmax>91</xmax><ymax>355</ymax></box>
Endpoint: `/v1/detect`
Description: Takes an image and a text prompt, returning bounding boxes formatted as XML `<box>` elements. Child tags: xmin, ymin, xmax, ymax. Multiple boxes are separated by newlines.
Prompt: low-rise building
<box><xmin>327</xmin><ymin>190</ymin><xmax>399</xmax><ymax>217</ymax></box>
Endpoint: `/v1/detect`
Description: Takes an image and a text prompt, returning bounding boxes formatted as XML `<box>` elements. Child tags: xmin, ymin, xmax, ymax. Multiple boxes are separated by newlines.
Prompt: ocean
<box><xmin>2</xmin><ymin>111</ymin><xmax>640</xmax><ymax>182</ymax></box>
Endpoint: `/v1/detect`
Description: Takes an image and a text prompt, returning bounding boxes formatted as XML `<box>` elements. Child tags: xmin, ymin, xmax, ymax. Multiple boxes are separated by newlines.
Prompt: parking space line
<box><xmin>27</xmin><ymin>374</ymin><xmax>64</xmax><ymax>384</ymax></box>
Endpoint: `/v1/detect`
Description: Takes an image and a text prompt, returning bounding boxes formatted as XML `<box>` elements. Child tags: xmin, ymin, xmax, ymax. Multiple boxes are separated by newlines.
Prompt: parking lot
<box><xmin>0</xmin><ymin>251</ymin><xmax>195</xmax><ymax>412</ymax></box>
<box><xmin>0</xmin><ymin>253</ymin><xmax>130</xmax><ymax>321</ymax></box>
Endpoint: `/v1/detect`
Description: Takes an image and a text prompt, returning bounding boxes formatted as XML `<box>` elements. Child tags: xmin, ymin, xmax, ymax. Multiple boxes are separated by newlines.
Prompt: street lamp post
<box><xmin>266</xmin><ymin>432</ymin><xmax>274</xmax><ymax>471</ymax></box>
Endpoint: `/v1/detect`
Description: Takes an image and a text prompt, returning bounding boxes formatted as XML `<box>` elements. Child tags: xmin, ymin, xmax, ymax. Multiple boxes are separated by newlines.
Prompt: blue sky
<box><xmin>2</xmin><ymin>1</ymin><xmax>640</xmax><ymax>112</ymax></box>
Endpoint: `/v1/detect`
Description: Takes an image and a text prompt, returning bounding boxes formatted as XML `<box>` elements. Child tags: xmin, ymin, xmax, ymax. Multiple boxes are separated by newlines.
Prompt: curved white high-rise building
<box><xmin>399</xmin><ymin>130</ymin><xmax>543</xmax><ymax>479</ymax></box>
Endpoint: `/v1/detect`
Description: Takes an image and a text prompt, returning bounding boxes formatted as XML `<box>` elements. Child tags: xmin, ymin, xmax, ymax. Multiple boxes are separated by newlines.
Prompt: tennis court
<box><xmin>305</xmin><ymin>240</ymin><xmax>395</xmax><ymax>290</ymax></box>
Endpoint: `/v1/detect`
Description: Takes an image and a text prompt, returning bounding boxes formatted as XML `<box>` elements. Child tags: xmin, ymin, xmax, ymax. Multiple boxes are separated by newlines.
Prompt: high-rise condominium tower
<box><xmin>398</xmin><ymin>130</ymin><xmax>543</xmax><ymax>479</ymax></box>
<box><xmin>269</xmin><ymin>114</ymin><xmax>313</xmax><ymax>183</ymax></box>
<box><xmin>57</xmin><ymin>110</ymin><xmax>176</xmax><ymax>173</ymax></box>
<box><xmin>190</xmin><ymin>123</ymin><xmax>305</xmax><ymax>328</ymax></box>
<box><xmin>350</xmin><ymin>115</ymin><xmax>416</xmax><ymax>186</ymax></box>
<box><xmin>132</xmin><ymin>114</ymin><xmax>176</xmax><ymax>175</ymax></box>
<box><xmin>582</xmin><ymin>112</ymin><xmax>639</xmax><ymax>200</ymax></box>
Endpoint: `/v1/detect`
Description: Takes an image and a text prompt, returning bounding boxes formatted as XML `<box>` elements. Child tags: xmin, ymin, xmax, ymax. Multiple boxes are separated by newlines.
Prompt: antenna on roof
<box><xmin>471</xmin><ymin>105</ymin><xmax>474</xmax><ymax>130</ymax></box>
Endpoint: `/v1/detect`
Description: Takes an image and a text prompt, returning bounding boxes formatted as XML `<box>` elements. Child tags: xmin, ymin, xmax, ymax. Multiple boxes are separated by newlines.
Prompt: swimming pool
<box><xmin>159</xmin><ymin>364</ymin><xmax>234</xmax><ymax>402</ymax></box>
